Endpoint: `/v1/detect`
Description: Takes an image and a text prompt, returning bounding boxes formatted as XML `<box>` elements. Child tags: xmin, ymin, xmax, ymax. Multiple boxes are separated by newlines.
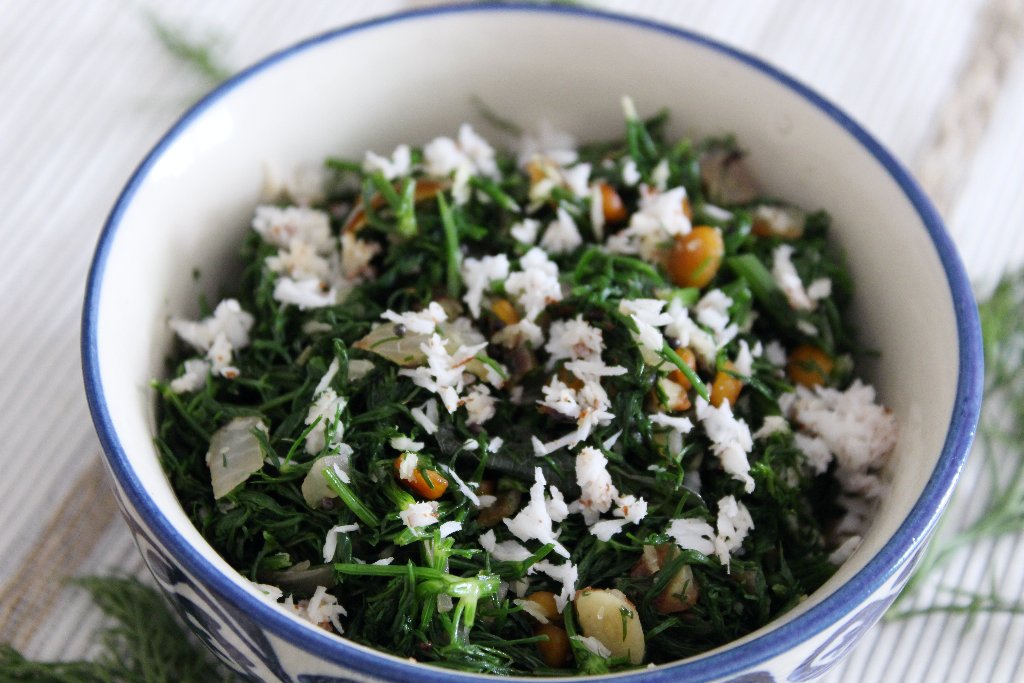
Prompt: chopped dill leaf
<box><xmin>146</xmin><ymin>12</ymin><xmax>232</xmax><ymax>85</ymax></box>
<box><xmin>892</xmin><ymin>269</ymin><xmax>1024</xmax><ymax>619</ymax></box>
<box><xmin>0</xmin><ymin>577</ymin><xmax>236</xmax><ymax>682</ymax></box>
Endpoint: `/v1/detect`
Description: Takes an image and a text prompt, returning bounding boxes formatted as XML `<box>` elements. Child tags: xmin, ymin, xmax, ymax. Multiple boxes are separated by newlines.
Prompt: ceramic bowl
<box><xmin>82</xmin><ymin>4</ymin><xmax>983</xmax><ymax>681</ymax></box>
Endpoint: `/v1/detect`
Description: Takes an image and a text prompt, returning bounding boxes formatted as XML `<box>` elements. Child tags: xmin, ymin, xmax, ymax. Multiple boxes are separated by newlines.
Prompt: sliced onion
<box><xmin>205</xmin><ymin>416</ymin><xmax>268</xmax><ymax>499</ymax></box>
<box><xmin>301</xmin><ymin>454</ymin><xmax>350</xmax><ymax>508</ymax></box>
<box><xmin>354</xmin><ymin>321</ymin><xmax>501</xmax><ymax>383</ymax></box>
<box><xmin>353</xmin><ymin>323</ymin><xmax>432</xmax><ymax>366</ymax></box>
<box><xmin>346</xmin><ymin>359</ymin><xmax>376</xmax><ymax>381</ymax></box>
<box><xmin>700</xmin><ymin>147</ymin><xmax>760</xmax><ymax>206</ymax></box>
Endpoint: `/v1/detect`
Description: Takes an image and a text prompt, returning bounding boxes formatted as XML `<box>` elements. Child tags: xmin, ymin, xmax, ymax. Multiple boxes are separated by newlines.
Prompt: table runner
<box><xmin>2</xmin><ymin>1</ymin><xmax>1023</xmax><ymax>680</ymax></box>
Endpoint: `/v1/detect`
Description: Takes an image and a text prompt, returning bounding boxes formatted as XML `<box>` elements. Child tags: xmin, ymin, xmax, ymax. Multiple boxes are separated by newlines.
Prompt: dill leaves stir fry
<box><xmin>155</xmin><ymin>101</ymin><xmax>898</xmax><ymax>675</ymax></box>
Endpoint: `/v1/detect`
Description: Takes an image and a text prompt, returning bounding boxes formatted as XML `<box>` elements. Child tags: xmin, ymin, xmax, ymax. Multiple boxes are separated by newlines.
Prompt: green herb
<box><xmin>470</xmin><ymin>95</ymin><xmax>523</xmax><ymax>136</ymax></box>
<box><xmin>437</xmin><ymin>193</ymin><xmax>463</xmax><ymax>298</ymax></box>
<box><xmin>324</xmin><ymin>465</ymin><xmax>380</xmax><ymax>527</ymax></box>
<box><xmin>660</xmin><ymin>342</ymin><xmax>708</xmax><ymax>401</ymax></box>
<box><xmin>0</xmin><ymin>577</ymin><xmax>236</xmax><ymax>682</ymax></box>
<box><xmin>891</xmin><ymin>269</ymin><xmax>1024</xmax><ymax>619</ymax></box>
<box><xmin>146</xmin><ymin>12</ymin><xmax>232</xmax><ymax>86</ymax></box>
<box><xmin>727</xmin><ymin>254</ymin><xmax>791</xmax><ymax>330</ymax></box>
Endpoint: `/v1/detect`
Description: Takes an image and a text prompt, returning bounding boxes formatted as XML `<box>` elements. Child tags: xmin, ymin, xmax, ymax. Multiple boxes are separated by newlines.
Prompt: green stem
<box><xmin>280</xmin><ymin>415</ymin><xmax>320</xmax><ymax>469</ymax></box>
<box><xmin>662</xmin><ymin>342</ymin><xmax>709</xmax><ymax>401</ymax></box>
<box><xmin>369</xmin><ymin>171</ymin><xmax>402</xmax><ymax>207</ymax></box>
<box><xmin>335</xmin><ymin>562</ymin><xmax>445</xmax><ymax>580</ymax></box>
<box><xmin>437</xmin><ymin>193</ymin><xmax>462</xmax><ymax>298</ymax></box>
<box><xmin>323</xmin><ymin>467</ymin><xmax>379</xmax><ymax>527</ymax></box>
<box><xmin>255</xmin><ymin>384</ymin><xmax>307</xmax><ymax>413</ymax></box>
<box><xmin>470</xmin><ymin>176</ymin><xmax>520</xmax><ymax>213</ymax></box>
<box><xmin>396</xmin><ymin>177</ymin><xmax>418</xmax><ymax>237</ymax></box>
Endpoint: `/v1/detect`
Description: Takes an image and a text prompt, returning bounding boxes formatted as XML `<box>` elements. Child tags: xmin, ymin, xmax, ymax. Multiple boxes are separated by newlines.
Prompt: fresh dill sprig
<box><xmin>146</xmin><ymin>12</ymin><xmax>233</xmax><ymax>86</ymax></box>
<box><xmin>0</xmin><ymin>576</ymin><xmax>237</xmax><ymax>682</ymax></box>
<box><xmin>889</xmin><ymin>583</ymin><xmax>1024</xmax><ymax>624</ymax></box>
<box><xmin>892</xmin><ymin>269</ymin><xmax>1024</xmax><ymax>617</ymax></box>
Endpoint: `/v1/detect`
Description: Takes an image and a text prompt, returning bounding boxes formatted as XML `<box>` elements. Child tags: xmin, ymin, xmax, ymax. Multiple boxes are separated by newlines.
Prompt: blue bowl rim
<box><xmin>81</xmin><ymin>3</ymin><xmax>984</xmax><ymax>681</ymax></box>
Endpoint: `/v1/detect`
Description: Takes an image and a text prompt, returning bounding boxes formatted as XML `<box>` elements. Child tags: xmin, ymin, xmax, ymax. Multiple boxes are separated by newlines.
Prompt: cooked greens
<box><xmin>155</xmin><ymin>103</ymin><xmax>896</xmax><ymax>674</ymax></box>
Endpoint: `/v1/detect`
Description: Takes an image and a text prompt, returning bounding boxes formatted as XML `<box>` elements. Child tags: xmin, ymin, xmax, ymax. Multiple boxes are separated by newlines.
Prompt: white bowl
<box><xmin>82</xmin><ymin>4</ymin><xmax>983</xmax><ymax>681</ymax></box>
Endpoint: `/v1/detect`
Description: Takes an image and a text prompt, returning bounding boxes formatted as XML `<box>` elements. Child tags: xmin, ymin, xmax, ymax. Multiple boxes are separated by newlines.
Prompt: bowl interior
<box><xmin>86</xmin><ymin>5</ymin><xmax>969</xmax><ymax>677</ymax></box>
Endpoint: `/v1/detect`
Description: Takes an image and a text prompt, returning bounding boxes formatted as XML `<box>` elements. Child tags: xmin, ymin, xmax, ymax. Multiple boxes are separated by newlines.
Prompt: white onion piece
<box><xmin>353</xmin><ymin>323</ymin><xmax>432</xmax><ymax>366</ymax></box>
<box><xmin>700</xmin><ymin>147</ymin><xmax>759</xmax><ymax>205</ymax></box>
<box><xmin>205</xmin><ymin>416</ymin><xmax>268</xmax><ymax>499</ymax></box>
<box><xmin>354</xmin><ymin>322</ymin><xmax>496</xmax><ymax>382</ymax></box>
<box><xmin>301</xmin><ymin>454</ymin><xmax>350</xmax><ymax>508</ymax></box>
<box><xmin>346</xmin><ymin>359</ymin><xmax>376</xmax><ymax>381</ymax></box>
